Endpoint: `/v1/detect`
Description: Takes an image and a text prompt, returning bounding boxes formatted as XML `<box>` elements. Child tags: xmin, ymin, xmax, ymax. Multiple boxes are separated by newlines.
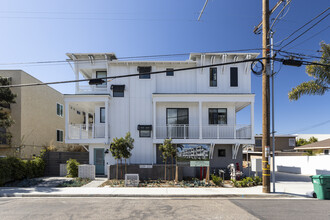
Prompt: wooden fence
<box><xmin>44</xmin><ymin>152</ymin><xmax>89</xmax><ymax>176</ymax></box>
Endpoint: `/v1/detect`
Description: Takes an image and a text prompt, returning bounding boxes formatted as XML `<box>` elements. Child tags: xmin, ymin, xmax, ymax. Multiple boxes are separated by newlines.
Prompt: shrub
<box><xmin>0</xmin><ymin>155</ymin><xmax>45</xmax><ymax>186</ymax></box>
<box><xmin>67</xmin><ymin>159</ymin><xmax>80</xmax><ymax>177</ymax></box>
<box><xmin>211</xmin><ymin>174</ymin><xmax>222</xmax><ymax>186</ymax></box>
<box><xmin>253</xmin><ymin>176</ymin><xmax>262</xmax><ymax>185</ymax></box>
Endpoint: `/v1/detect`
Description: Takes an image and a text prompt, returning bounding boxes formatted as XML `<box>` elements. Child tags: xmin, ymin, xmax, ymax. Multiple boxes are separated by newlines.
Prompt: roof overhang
<box><xmin>66</xmin><ymin>53</ymin><xmax>117</xmax><ymax>61</ymax></box>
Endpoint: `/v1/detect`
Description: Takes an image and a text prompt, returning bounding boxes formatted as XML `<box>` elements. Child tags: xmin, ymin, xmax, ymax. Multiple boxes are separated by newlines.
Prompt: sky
<box><xmin>0</xmin><ymin>0</ymin><xmax>329</xmax><ymax>135</ymax></box>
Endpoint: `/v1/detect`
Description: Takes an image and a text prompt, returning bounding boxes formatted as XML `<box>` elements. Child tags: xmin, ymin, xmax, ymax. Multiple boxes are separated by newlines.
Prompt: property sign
<box><xmin>125</xmin><ymin>174</ymin><xmax>139</xmax><ymax>187</ymax></box>
<box><xmin>177</xmin><ymin>144</ymin><xmax>210</xmax><ymax>167</ymax></box>
<box><xmin>190</xmin><ymin>161</ymin><xmax>210</xmax><ymax>167</ymax></box>
<box><xmin>139</xmin><ymin>165</ymin><xmax>153</xmax><ymax>169</ymax></box>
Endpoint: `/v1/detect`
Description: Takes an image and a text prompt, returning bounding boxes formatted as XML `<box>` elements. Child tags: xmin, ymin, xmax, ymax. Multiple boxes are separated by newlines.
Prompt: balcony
<box><xmin>64</xmin><ymin>94</ymin><xmax>110</xmax><ymax>144</ymax></box>
<box><xmin>156</xmin><ymin>124</ymin><xmax>251</xmax><ymax>139</ymax></box>
<box><xmin>68</xmin><ymin>124</ymin><xmax>110</xmax><ymax>140</ymax></box>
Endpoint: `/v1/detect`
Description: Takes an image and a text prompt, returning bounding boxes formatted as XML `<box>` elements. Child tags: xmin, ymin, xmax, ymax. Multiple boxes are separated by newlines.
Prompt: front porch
<box><xmin>64</xmin><ymin>95</ymin><xmax>110</xmax><ymax>144</ymax></box>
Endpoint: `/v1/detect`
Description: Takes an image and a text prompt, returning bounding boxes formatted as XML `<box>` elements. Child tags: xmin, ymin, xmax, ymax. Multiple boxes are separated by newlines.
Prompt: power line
<box><xmin>279</xmin><ymin>12</ymin><xmax>329</xmax><ymax>50</ymax></box>
<box><xmin>288</xmin><ymin>119</ymin><xmax>330</xmax><ymax>134</ymax></box>
<box><xmin>0</xmin><ymin>58</ymin><xmax>264</xmax><ymax>88</ymax></box>
<box><xmin>275</xmin><ymin>7</ymin><xmax>329</xmax><ymax>47</ymax></box>
<box><xmin>276</xmin><ymin>50</ymin><xmax>323</xmax><ymax>59</ymax></box>
<box><xmin>0</xmin><ymin>48</ymin><xmax>263</xmax><ymax>66</ymax></box>
<box><xmin>286</xmin><ymin>26</ymin><xmax>330</xmax><ymax>51</ymax></box>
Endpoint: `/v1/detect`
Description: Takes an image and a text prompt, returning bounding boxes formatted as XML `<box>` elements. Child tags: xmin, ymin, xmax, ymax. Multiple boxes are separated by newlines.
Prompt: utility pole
<box><xmin>270</xmin><ymin>31</ymin><xmax>276</xmax><ymax>193</ymax></box>
<box><xmin>262</xmin><ymin>0</ymin><xmax>271</xmax><ymax>193</ymax></box>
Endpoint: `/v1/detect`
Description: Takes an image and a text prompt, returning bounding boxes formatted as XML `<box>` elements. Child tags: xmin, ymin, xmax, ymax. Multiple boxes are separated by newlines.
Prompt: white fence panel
<box><xmin>275</xmin><ymin>155</ymin><xmax>330</xmax><ymax>175</ymax></box>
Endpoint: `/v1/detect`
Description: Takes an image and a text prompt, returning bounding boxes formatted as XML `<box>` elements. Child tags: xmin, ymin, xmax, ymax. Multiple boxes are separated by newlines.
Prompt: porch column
<box><xmin>85</xmin><ymin>112</ymin><xmax>89</xmax><ymax>131</ymax></box>
<box><xmin>251</xmin><ymin>102</ymin><xmax>254</xmax><ymax>139</ymax></box>
<box><xmin>105</xmin><ymin>99</ymin><xmax>109</xmax><ymax>141</ymax></box>
<box><xmin>65</xmin><ymin>101</ymin><xmax>69</xmax><ymax>140</ymax></box>
<box><xmin>74</xmin><ymin>61</ymin><xmax>79</xmax><ymax>93</ymax></box>
<box><xmin>153</xmin><ymin>101</ymin><xmax>156</xmax><ymax>139</ymax></box>
<box><xmin>199</xmin><ymin>101</ymin><xmax>202</xmax><ymax>139</ymax></box>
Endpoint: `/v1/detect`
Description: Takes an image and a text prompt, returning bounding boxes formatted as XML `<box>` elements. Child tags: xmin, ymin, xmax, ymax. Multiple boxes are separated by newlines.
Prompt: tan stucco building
<box><xmin>0</xmin><ymin>70</ymin><xmax>67</xmax><ymax>158</ymax></box>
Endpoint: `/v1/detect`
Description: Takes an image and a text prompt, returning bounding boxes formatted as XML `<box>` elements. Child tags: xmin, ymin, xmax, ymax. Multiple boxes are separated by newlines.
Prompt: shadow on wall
<box><xmin>277</xmin><ymin>165</ymin><xmax>301</xmax><ymax>174</ymax></box>
<box><xmin>316</xmin><ymin>169</ymin><xmax>330</xmax><ymax>175</ymax></box>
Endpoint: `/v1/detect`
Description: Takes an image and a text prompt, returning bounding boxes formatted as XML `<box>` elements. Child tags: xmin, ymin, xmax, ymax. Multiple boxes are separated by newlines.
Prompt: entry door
<box><xmin>94</xmin><ymin>148</ymin><xmax>105</xmax><ymax>175</ymax></box>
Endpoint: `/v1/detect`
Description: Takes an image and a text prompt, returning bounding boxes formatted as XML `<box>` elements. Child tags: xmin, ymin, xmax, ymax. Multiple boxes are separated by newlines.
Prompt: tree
<box><xmin>296</xmin><ymin>136</ymin><xmax>318</xmax><ymax>146</ymax></box>
<box><xmin>289</xmin><ymin>42</ymin><xmax>330</xmax><ymax>100</ymax></box>
<box><xmin>158</xmin><ymin>139</ymin><xmax>173</xmax><ymax>181</ymax></box>
<box><xmin>122</xmin><ymin>132</ymin><xmax>134</xmax><ymax>175</ymax></box>
<box><xmin>110</xmin><ymin>137</ymin><xmax>124</xmax><ymax>179</ymax></box>
<box><xmin>0</xmin><ymin>77</ymin><xmax>16</xmax><ymax>145</ymax></box>
<box><xmin>110</xmin><ymin>132</ymin><xmax>134</xmax><ymax>179</ymax></box>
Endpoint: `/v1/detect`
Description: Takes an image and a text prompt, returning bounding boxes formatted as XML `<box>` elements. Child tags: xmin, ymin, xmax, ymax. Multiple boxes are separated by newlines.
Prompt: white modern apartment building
<box><xmin>64</xmin><ymin>52</ymin><xmax>257</xmax><ymax>175</ymax></box>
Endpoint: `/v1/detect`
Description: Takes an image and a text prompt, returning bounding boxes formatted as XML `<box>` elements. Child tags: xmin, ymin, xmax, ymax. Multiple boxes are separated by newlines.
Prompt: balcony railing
<box><xmin>68</xmin><ymin>124</ymin><xmax>109</xmax><ymax>140</ymax></box>
<box><xmin>155</xmin><ymin>124</ymin><xmax>251</xmax><ymax>139</ymax></box>
<box><xmin>77</xmin><ymin>84</ymin><xmax>108</xmax><ymax>94</ymax></box>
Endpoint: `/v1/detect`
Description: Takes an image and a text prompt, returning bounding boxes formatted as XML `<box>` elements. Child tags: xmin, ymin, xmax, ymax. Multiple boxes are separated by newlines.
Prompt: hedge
<box><xmin>0</xmin><ymin>156</ymin><xmax>45</xmax><ymax>186</ymax></box>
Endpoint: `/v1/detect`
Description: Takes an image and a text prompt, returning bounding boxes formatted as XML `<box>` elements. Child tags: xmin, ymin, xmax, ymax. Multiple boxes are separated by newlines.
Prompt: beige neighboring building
<box><xmin>254</xmin><ymin>134</ymin><xmax>297</xmax><ymax>152</ymax></box>
<box><xmin>0</xmin><ymin>70</ymin><xmax>69</xmax><ymax>159</ymax></box>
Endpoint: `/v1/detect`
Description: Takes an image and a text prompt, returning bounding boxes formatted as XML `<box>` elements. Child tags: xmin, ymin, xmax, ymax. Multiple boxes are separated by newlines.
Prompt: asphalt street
<box><xmin>0</xmin><ymin>197</ymin><xmax>329</xmax><ymax>220</ymax></box>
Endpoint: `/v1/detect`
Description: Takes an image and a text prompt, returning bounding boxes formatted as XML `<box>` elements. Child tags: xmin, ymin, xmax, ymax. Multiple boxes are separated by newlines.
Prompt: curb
<box><xmin>0</xmin><ymin>193</ymin><xmax>310</xmax><ymax>198</ymax></box>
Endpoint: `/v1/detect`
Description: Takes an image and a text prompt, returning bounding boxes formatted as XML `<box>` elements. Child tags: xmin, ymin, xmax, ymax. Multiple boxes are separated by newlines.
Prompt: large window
<box><xmin>230</xmin><ymin>67</ymin><xmax>238</xmax><ymax>87</ymax></box>
<box><xmin>96</xmin><ymin>71</ymin><xmax>107</xmax><ymax>87</ymax></box>
<box><xmin>111</xmin><ymin>85</ymin><xmax>125</xmax><ymax>97</ymax></box>
<box><xmin>210</xmin><ymin>68</ymin><xmax>217</xmax><ymax>87</ymax></box>
<box><xmin>209</xmin><ymin>108</ymin><xmax>227</xmax><ymax>125</ymax></box>
<box><xmin>57</xmin><ymin>103</ymin><xmax>63</xmax><ymax>117</ymax></box>
<box><xmin>100</xmin><ymin>107</ymin><xmax>105</xmax><ymax>123</ymax></box>
<box><xmin>57</xmin><ymin>130</ymin><xmax>63</xmax><ymax>142</ymax></box>
<box><xmin>166</xmin><ymin>108</ymin><xmax>189</xmax><ymax>125</ymax></box>
<box><xmin>138</xmin><ymin>66</ymin><xmax>151</xmax><ymax>79</ymax></box>
<box><xmin>166</xmin><ymin>108</ymin><xmax>189</xmax><ymax>139</ymax></box>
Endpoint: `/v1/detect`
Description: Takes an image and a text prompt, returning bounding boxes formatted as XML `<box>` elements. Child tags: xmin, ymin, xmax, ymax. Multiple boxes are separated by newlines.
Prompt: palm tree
<box><xmin>288</xmin><ymin>42</ymin><xmax>330</xmax><ymax>100</ymax></box>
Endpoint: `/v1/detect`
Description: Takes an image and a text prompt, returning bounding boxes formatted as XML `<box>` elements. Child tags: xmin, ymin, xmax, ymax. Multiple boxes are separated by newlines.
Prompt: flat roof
<box><xmin>66</xmin><ymin>53</ymin><xmax>117</xmax><ymax>61</ymax></box>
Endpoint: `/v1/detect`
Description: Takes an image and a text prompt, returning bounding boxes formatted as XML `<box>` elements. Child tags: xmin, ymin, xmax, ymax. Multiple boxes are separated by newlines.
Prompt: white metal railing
<box><xmin>155</xmin><ymin>124</ymin><xmax>251</xmax><ymax>139</ymax></box>
<box><xmin>156</xmin><ymin>125</ymin><xmax>199</xmax><ymax>139</ymax></box>
<box><xmin>68</xmin><ymin>124</ymin><xmax>110</xmax><ymax>140</ymax></box>
<box><xmin>77</xmin><ymin>84</ymin><xmax>108</xmax><ymax>94</ymax></box>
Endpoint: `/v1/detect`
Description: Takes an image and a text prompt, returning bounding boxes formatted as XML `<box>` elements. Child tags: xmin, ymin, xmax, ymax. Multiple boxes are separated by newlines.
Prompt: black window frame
<box><xmin>209</xmin><ymin>67</ymin><xmax>217</xmax><ymax>87</ymax></box>
<box><xmin>166</xmin><ymin>108</ymin><xmax>189</xmax><ymax>125</ymax></box>
<box><xmin>138</xmin><ymin>66</ymin><xmax>151</xmax><ymax>79</ymax></box>
<box><xmin>137</xmin><ymin>125</ymin><xmax>152</xmax><ymax>138</ymax></box>
<box><xmin>230</xmin><ymin>67</ymin><xmax>238</xmax><ymax>87</ymax></box>
<box><xmin>111</xmin><ymin>85</ymin><xmax>125</xmax><ymax>97</ymax></box>
<box><xmin>208</xmin><ymin>108</ymin><xmax>227</xmax><ymax>125</ymax></box>
<box><xmin>96</xmin><ymin>71</ymin><xmax>107</xmax><ymax>87</ymax></box>
<box><xmin>56</xmin><ymin>130</ymin><xmax>63</xmax><ymax>142</ymax></box>
<box><xmin>324</xmin><ymin>149</ymin><xmax>329</xmax><ymax>155</ymax></box>
<box><xmin>56</xmin><ymin>103</ymin><xmax>63</xmax><ymax>117</ymax></box>
<box><xmin>255</xmin><ymin>139</ymin><xmax>262</xmax><ymax>147</ymax></box>
<box><xmin>166</xmin><ymin>68</ymin><xmax>174</xmax><ymax>76</ymax></box>
<box><xmin>100</xmin><ymin>107</ymin><xmax>105</xmax><ymax>123</ymax></box>
<box><xmin>218</xmin><ymin>149</ymin><xmax>226</xmax><ymax>157</ymax></box>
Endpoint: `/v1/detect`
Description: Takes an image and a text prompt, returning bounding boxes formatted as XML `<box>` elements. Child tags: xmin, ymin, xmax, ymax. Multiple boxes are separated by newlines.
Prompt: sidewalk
<box><xmin>0</xmin><ymin>181</ymin><xmax>313</xmax><ymax>198</ymax></box>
